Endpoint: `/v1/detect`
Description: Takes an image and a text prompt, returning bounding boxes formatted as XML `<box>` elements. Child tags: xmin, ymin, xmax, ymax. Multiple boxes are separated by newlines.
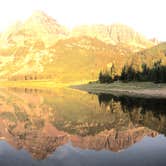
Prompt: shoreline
<box><xmin>71</xmin><ymin>82</ymin><xmax>166</xmax><ymax>99</ymax></box>
<box><xmin>0</xmin><ymin>80</ymin><xmax>91</xmax><ymax>89</ymax></box>
<box><xmin>1</xmin><ymin>80</ymin><xmax>166</xmax><ymax>99</ymax></box>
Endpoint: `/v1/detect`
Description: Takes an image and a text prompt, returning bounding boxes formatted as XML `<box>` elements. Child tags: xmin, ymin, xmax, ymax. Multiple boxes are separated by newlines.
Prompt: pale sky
<box><xmin>0</xmin><ymin>0</ymin><xmax>165</xmax><ymax>41</ymax></box>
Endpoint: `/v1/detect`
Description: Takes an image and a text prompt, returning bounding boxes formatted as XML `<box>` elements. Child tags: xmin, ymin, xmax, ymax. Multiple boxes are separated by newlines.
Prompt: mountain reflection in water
<box><xmin>0</xmin><ymin>87</ymin><xmax>165</xmax><ymax>162</ymax></box>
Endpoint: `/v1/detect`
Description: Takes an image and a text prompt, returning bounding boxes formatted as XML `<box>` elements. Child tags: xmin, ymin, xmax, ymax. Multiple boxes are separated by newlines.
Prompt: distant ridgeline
<box><xmin>99</xmin><ymin>42</ymin><xmax>166</xmax><ymax>83</ymax></box>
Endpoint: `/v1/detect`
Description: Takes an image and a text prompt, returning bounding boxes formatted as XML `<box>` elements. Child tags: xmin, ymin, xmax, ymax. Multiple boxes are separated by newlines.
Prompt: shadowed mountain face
<box><xmin>0</xmin><ymin>88</ymin><xmax>165</xmax><ymax>159</ymax></box>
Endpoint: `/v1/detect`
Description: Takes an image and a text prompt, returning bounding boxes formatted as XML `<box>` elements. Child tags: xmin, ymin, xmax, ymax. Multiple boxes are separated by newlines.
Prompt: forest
<box><xmin>99</xmin><ymin>60</ymin><xmax>166</xmax><ymax>83</ymax></box>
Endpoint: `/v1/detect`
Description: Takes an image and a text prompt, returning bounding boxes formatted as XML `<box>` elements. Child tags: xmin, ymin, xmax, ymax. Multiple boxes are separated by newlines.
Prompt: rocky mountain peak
<box><xmin>72</xmin><ymin>23</ymin><xmax>155</xmax><ymax>50</ymax></box>
<box><xmin>24</xmin><ymin>10</ymin><xmax>65</xmax><ymax>35</ymax></box>
<box><xmin>0</xmin><ymin>10</ymin><xmax>68</xmax><ymax>47</ymax></box>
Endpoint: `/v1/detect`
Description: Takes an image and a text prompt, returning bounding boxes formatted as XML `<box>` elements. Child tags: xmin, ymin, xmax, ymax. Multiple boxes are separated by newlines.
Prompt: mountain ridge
<box><xmin>72</xmin><ymin>23</ymin><xmax>155</xmax><ymax>51</ymax></box>
<box><xmin>0</xmin><ymin>10</ymin><xmax>163</xmax><ymax>83</ymax></box>
<box><xmin>0</xmin><ymin>11</ymin><xmax>156</xmax><ymax>49</ymax></box>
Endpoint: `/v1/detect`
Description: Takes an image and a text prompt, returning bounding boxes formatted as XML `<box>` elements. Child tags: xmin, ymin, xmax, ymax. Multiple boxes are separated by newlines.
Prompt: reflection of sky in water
<box><xmin>0</xmin><ymin>135</ymin><xmax>166</xmax><ymax>166</ymax></box>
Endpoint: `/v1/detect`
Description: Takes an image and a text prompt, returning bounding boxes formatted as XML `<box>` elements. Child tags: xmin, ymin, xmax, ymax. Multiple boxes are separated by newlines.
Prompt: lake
<box><xmin>0</xmin><ymin>87</ymin><xmax>166</xmax><ymax>166</ymax></box>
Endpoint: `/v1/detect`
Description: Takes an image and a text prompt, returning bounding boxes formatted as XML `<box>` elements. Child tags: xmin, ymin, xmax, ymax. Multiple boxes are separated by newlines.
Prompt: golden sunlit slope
<box><xmin>101</xmin><ymin>42</ymin><xmax>166</xmax><ymax>78</ymax></box>
<box><xmin>45</xmin><ymin>37</ymin><xmax>132</xmax><ymax>82</ymax></box>
<box><xmin>0</xmin><ymin>36</ymin><xmax>132</xmax><ymax>82</ymax></box>
<box><xmin>127</xmin><ymin>42</ymin><xmax>166</xmax><ymax>71</ymax></box>
<box><xmin>72</xmin><ymin>24</ymin><xmax>155</xmax><ymax>51</ymax></box>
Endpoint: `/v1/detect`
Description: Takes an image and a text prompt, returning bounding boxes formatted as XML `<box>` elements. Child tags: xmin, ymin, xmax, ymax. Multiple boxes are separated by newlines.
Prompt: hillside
<box><xmin>0</xmin><ymin>36</ymin><xmax>132</xmax><ymax>82</ymax></box>
<box><xmin>128</xmin><ymin>42</ymin><xmax>166</xmax><ymax>71</ymax></box>
<box><xmin>99</xmin><ymin>42</ymin><xmax>166</xmax><ymax>83</ymax></box>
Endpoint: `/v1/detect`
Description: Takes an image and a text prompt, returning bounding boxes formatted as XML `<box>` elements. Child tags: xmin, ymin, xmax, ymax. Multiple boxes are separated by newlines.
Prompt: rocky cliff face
<box><xmin>72</xmin><ymin>24</ymin><xmax>154</xmax><ymax>51</ymax></box>
<box><xmin>0</xmin><ymin>11</ymin><xmax>68</xmax><ymax>47</ymax></box>
<box><xmin>0</xmin><ymin>11</ymin><xmax>155</xmax><ymax>50</ymax></box>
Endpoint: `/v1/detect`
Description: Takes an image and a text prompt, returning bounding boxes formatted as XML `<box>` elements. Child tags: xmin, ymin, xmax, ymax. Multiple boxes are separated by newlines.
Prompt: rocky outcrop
<box><xmin>0</xmin><ymin>11</ymin><xmax>68</xmax><ymax>47</ymax></box>
<box><xmin>72</xmin><ymin>24</ymin><xmax>155</xmax><ymax>51</ymax></box>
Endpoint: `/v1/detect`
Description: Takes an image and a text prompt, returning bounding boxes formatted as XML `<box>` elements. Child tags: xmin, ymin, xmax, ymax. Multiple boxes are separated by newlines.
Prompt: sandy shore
<box><xmin>71</xmin><ymin>82</ymin><xmax>166</xmax><ymax>99</ymax></box>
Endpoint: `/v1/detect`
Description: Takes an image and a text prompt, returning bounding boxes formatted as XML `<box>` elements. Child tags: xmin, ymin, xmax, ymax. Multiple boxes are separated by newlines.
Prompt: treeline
<box><xmin>9</xmin><ymin>74</ymin><xmax>54</xmax><ymax>81</ymax></box>
<box><xmin>99</xmin><ymin>60</ymin><xmax>166</xmax><ymax>83</ymax></box>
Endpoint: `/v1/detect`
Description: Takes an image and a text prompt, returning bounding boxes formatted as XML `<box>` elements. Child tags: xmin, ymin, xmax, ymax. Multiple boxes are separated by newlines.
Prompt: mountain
<box><xmin>0</xmin><ymin>11</ymin><xmax>162</xmax><ymax>82</ymax></box>
<box><xmin>0</xmin><ymin>36</ymin><xmax>132</xmax><ymax>82</ymax></box>
<box><xmin>127</xmin><ymin>42</ymin><xmax>166</xmax><ymax>71</ymax></box>
<box><xmin>72</xmin><ymin>24</ymin><xmax>155</xmax><ymax>51</ymax></box>
<box><xmin>0</xmin><ymin>11</ymin><xmax>68</xmax><ymax>47</ymax></box>
<box><xmin>100</xmin><ymin>42</ymin><xmax>166</xmax><ymax>83</ymax></box>
<box><xmin>150</xmin><ymin>38</ymin><xmax>159</xmax><ymax>45</ymax></box>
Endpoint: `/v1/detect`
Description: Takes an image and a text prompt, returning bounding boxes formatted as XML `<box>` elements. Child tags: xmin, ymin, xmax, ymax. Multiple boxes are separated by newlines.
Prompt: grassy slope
<box><xmin>46</xmin><ymin>37</ymin><xmax>132</xmax><ymax>82</ymax></box>
<box><xmin>0</xmin><ymin>36</ymin><xmax>132</xmax><ymax>83</ymax></box>
<box><xmin>128</xmin><ymin>42</ymin><xmax>166</xmax><ymax>70</ymax></box>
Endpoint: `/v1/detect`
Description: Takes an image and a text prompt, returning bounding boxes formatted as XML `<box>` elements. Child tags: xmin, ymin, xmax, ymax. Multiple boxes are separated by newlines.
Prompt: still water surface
<box><xmin>0</xmin><ymin>87</ymin><xmax>166</xmax><ymax>166</ymax></box>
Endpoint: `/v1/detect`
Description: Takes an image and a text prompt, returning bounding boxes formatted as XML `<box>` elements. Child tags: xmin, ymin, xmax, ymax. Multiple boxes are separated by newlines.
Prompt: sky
<box><xmin>0</xmin><ymin>0</ymin><xmax>165</xmax><ymax>41</ymax></box>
